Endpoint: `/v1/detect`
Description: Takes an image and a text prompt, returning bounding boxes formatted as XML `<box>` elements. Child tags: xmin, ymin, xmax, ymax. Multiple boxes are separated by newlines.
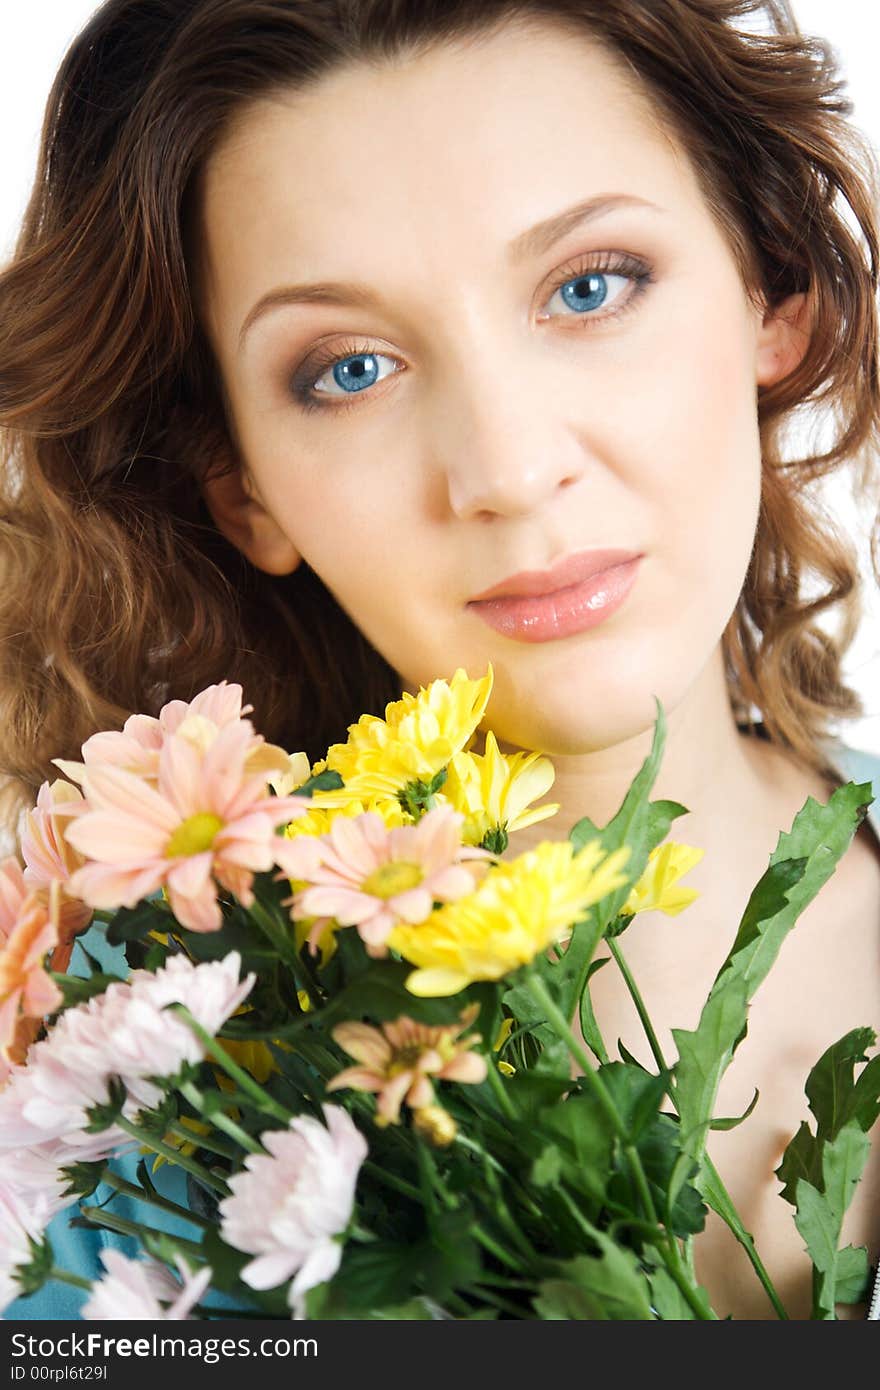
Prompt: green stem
<box><xmin>484</xmin><ymin>1053</ymin><xmax>518</xmax><ymax>1120</ymax></box>
<box><xmin>607</xmin><ymin>937</ymin><xmax>666</xmax><ymax>1073</ymax></box>
<box><xmin>80</xmin><ymin>1205</ymin><xmax>204</xmax><ymax>1259</ymax></box>
<box><xmin>179</xmin><ymin>1081</ymin><xmax>264</xmax><ymax>1156</ymax></box>
<box><xmin>362</xmin><ymin>1160</ymin><xmax>423</xmax><ymax>1203</ymax></box>
<box><xmin>470</xmin><ymin>1224</ymin><xmax>524</xmax><ymax>1273</ymax></box>
<box><xmin>525</xmin><ymin>973</ymin><xmax>624</xmax><ymax>1137</ymax></box>
<box><xmin>47</xmin><ymin>1268</ymin><xmax>92</xmax><ymax>1291</ymax></box>
<box><xmin>168</xmin><ymin>1122</ymin><xmax>238</xmax><ymax>1161</ymax></box>
<box><xmin>608</xmin><ymin>935</ymin><xmax>788</xmax><ymax>1320</ymax></box>
<box><xmin>172</xmin><ymin>1008</ymin><xmax>293</xmax><ymax>1124</ymax></box>
<box><xmin>100</xmin><ymin>1171</ymin><xmax>211</xmax><ymax>1230</ymax></box>
<box><xmin>115</xmin><ymin>1116</ymin><xmax>229</xmax><ymax>1195</ymax></box>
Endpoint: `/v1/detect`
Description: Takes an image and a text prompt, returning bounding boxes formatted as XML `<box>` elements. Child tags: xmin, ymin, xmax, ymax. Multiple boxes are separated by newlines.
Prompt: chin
<box><xmin>482</xmin><ymin>669</ymin><xmax>685</xmax><ymax>758</ymax></box>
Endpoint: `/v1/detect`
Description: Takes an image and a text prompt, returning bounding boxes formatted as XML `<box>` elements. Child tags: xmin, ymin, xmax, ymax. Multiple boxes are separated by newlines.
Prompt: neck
<box><xmin>493</xmin><ymin>648</ymin><xmax>802</xmax><ymax>878</ymax></box>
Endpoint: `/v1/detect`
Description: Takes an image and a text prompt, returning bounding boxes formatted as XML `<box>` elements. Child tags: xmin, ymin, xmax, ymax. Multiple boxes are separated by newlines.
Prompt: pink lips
<box><xmin>467</xmin><ymin>549</ymin><xmax>642</xmax><ymax>643</ymax></box>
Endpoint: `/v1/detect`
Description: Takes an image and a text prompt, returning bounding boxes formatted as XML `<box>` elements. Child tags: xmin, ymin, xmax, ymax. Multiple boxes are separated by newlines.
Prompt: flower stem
<box><xmin>168</xmin><ymin>1122</ymin><xmax>238</xmax><ymax>1161</ymax></box>
<box><xmin>179</xmin><ymin>1080</ymin><xmax>264</xmax><ymax>1156</ymax></box>
<box><xmin>47</xmin><ymin>1268</ymin><xmax>92</xmax><ymax>1292</ymax></box>
<box><xmin>79</xmin><ymin>1205</ymin><xmax>204</xmax><ymax>1258</ymax></box>
<box><xmin>115</xmin><ymin>1116</ymin><xmax>229</xmax><ymax>1196</ymax></box>
<box><xmin>171</xmin><ymin>1007</ymin><xmax>293</xmax><ymax>1124</ymax></box>
<box><xmin>607</xmin><ymin>935</ymin><xmax>789</xmax><ymax>1320</ymax></box>
<box><xmin>524</xmin><ymin>973</ymin><xmax>624</xmax><ymax>1137</ymax></box>
<box><xmin>483</xmin><ymin>1053</ymin><xmax>518</xmax><ymax>1120</ymax></box>
<box><xmin>99</xmin><ymin>1170</ymin><xmax>211</xmax><ymax>1230</ymax></box>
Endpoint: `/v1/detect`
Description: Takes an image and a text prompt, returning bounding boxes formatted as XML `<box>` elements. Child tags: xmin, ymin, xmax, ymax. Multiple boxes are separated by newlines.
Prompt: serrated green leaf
<box><xmin>833</xmin><ymin>1245</ymin><xmax>871</xmax><ymax>1305</ymax></box>
<box><xmin>805</xmin><ymin>1028</ymin><xmax>879</xmax><ymax>1138</ymax></box>
<box><xmin>532</xmin><ymin>1092</ymin><xmax>616</xmax><ymax>1205</ymax></box>
<box><xmin>793</xmin><ymin>1122</ymin><xmax>872</xmax><ymax>1318</ymax></box>
<box><xmin>598</xmin><ymin>1062</ymin><xmax>670</xmax><ymax>1141</ymax></box>
<box><xmin>531</xmin><ymin>1145</ymin><xmax>563</xmax><ymax>1187</ymax></box>
<box><xmin>672</xmin><ymin>782</ymin><xmax>867</xmax><ymax>1190</ymax></box>
<box><xmin>776</xmin><ymin>1121</ymin><xmax>819</xmax><ymax>1206</ymax></box>
<box><xmin>709</xmin><ymin>1087</ymin><xmax>759</xmax><ymax>1131</ymax></box>
<box><xmin>578</xmin><ymin>957</ymin><xmax>610</xmax><ymax>1065</ymax></box>
<box><xmin>534</xmin><ymin>1242</ymin><xmax>655</xmax><ymax>1320</ymax></box>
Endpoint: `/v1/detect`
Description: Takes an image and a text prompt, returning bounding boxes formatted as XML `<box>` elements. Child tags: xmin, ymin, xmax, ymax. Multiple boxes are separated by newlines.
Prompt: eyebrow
<box><xmin>237</xmin><ymin>192</ymin><xmax>662</xmax><ymax>349</ymax></box>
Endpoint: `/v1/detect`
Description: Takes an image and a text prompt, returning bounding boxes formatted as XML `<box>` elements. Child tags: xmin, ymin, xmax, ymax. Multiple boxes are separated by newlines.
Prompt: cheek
<box><xmin>632</xmin><ymin>293</ymin><xmax>762</xmax><ymax>599</ymax></box>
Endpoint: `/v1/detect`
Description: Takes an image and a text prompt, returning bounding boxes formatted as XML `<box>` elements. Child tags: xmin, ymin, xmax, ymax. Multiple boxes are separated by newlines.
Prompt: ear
<box><xmin>201</xmin><ymin>461</ymin><xmax>301</xmax><ymax>576</ymax></box>
<box><xmin>755</xmin><ymin>290</ymin><xmax>811</xmax><ymax>387</ymax></box>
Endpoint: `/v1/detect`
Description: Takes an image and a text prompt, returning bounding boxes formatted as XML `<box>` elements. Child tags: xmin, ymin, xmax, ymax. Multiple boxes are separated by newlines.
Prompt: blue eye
<box><xmin>312</xmin><ymin>350</ymin><xmax>399</xmax><ymax>399</ymax></box>
<box><xmin>546</xmin><ymin>271</ymin><xmax>630</xmax><ymax>318</ymax></box>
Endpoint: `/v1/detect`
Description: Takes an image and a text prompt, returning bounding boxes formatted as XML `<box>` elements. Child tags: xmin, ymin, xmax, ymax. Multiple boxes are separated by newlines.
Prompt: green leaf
<box><xmin>530</xmin><ymin>1145</ymin><xmax>563</xmax><ymax>1188</ymax></box>
<box><xmin>793</xmin><ymin>1122</ymin><xmax>872</xmax><ymax>1318</ymax></box>
<box><xmin>805</xmin><ymin>1027</ymin><xmax>880</xmax><ymax>1138</ymax></box>
<box><xmin>833</xmin><ymin>1245</ymin><xmax>871</xmax><ymax>1305</ymax></box>
<box><xmin>709</xmin><ymin>1087</ymin><xmax>759</xmax><ymax>1131</ymax></box>
<box><xmin>672</xmin><ymin>780</ymin><xmax>867</xmax><ymax>1188</ymax></box>
<box><xmin>296</xmin><ymin>769</ymin><xmax>344</xmax><ymax>797</ymax></box>
<box><xmin>49</xmin><ymin>971</ymin><xmax>125</xmax><ymax>1007</ymax></box>
<box><xmin>531</xmin><ymin>1092</ymin><xmax>616</xmax><ymax>1206</ymax></box>
<box><xmin>578</xmin><ymin>958</ymin><xmax>610</xmax><ymax>1065</ymax></box>
<box><xmin>597</xmin><ymin>1062</ymin><xmax>670</xmax><ymax>1142</ymax></box>
<box><xmin>534</xmin><ymin>1242</ymin><xmax>655</xmax><ymax>1320</ymax></box>
<box><xmin>568</xmin><ymin>699</ymin><xmax>670</xmax><ymax>934</ymax></box>
<box><xmin>106</xmin><ymin>900</ymin><xmax>172</xmax><ymax>946</ymax></box>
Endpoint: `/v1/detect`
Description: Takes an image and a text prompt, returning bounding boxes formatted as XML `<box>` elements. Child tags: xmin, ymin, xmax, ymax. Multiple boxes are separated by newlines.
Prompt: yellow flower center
<box><xmin>389</xmin><ymin>1045</ymin><xmax>425</xmax><ymax>1073</ymax></box>
<box><xmin>165</xmin><ymin>812</ymin><xmax>225</xmax><ymax>859</ymax></box>
<box><xmin>361</xmin><ymin>861</ymin><xmax>424</xmax><ymax>900</ymax></box>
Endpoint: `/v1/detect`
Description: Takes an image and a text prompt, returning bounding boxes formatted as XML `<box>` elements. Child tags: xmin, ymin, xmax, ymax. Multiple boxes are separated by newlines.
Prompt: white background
<box><xmin>1</xmin><ymin>1</ymin><xmax>878</xmax><ymax>754</ymax></box>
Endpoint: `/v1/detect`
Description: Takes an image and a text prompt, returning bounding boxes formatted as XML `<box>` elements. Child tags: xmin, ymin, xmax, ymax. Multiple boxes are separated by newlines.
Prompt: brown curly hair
<box><xmin>0</xmin><ymin>0</ymin><xmax>877</xmax><ymax>829</ymax></box>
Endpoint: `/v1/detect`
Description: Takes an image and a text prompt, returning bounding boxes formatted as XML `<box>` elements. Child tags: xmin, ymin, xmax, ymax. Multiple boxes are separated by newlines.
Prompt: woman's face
<box><xmin>198</xmin><ymin>20</ymin><xmax>797</xmax><ymax>754</ymax></box>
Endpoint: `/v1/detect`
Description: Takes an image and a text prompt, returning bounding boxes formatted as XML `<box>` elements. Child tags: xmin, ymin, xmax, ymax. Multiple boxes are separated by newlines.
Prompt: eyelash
<box><xmin>288</xmin><ymin>249</ymin><xmax>655</xmax><ymax>414</ymax></box>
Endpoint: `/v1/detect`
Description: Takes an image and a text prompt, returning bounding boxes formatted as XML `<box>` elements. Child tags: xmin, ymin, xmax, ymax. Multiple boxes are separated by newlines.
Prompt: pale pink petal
<box><xmin>326</xmin><ymin>816</ymin><xmax>384</xmax><ymax>879</ymax></box>
<box><xmin>63</xmin><ymin>812</ymin><xmax>169</xmax><ymax>863</ymax></box>
<box><xmin>78</xmin><ymin>765</ymin><xmax>180</xmax><ymax>831</ymax></box>
<box><xmin>21</xmin><ymin>972</ymin><xmax>63</xmax><ymax>1018</ymax></box>
<box><xmin>157</xmin><ymin>735</ymin><xmax>203</xmax><ymax>819</ymax></box>
<box><xmin>167</xmin><ymin>879</ymin><xmax>222</xmax><ymax>933</ymax></box>
<box><xmin>375</xmin><ymin>1070</ymin><xmax>413</xmax><ymax>1125</ymax></box>
<box><xmin>406</xmin><ymin>1075</ymin><xmax>435</xmax><ymax>1108</ymax></box>
<box><xmin>167</xmin><ymin>853</ymin><xmax>214</xmax><ymax>901</ymax></box>
<box><xmin>326</xmin><ymin>1067</ymin><xmax>385</xmax><ymax>1094</ymax></box>
<box><xmin>66</xmin><ymin>861</ymin><xmax>166</xmax><ymax>910</ymax></box>
<box><xmin>272</xmin><ymin>836</ymin><xmax>324</xmax><ymax>879</ymax></box>
<box><xmin>356</xmin><ymin>909</ymin><xmax>396</xmax><ymax>945</ymax></box>
<box><xmin>200</xmin><ymin>722</ymin><xmax>253</xmax><ymax>814</ymax></box>
<box><xmin>294</xmin><ymin>885</ymin><xmax>379</xmax><ymax>925</ymax></box>
<box><xmin>331</xmin><ymin>1023</ymin><xmax>392</xmax><ymax>1070</ymax></box>
<box><xmin>388</xmin><ymin>887</ymin><xmax>434</xmax><ymax>924</ymax></box>
<box><xmin>440</xmin><ymin>1053</ymin><xmax>489</xmax><ymax>1084</ymax></box>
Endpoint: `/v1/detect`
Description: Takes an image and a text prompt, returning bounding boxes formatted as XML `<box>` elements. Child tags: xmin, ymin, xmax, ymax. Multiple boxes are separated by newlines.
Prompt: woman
<box><xmin>1</xmin><ymin>0</ymin><xmax>879</xmax><ymax>1318</ymax></box>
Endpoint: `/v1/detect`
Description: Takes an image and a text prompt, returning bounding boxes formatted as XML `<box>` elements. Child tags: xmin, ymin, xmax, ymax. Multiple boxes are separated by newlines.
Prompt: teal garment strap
<box><xmin>3</xmin><ymin>926</ymin><xmax>232</xmax><ymax>1321</ymax></box>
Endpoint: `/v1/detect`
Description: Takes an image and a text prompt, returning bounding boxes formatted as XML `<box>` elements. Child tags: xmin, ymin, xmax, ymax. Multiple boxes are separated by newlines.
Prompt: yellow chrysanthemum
<box><xmin>282</xmin><ymin>798</ymin><xmax>408</xmax><ymax>841</ymax></box>
<box><xmin>622</xmin><ymin>842</ymin><xmax>704</xmax><ymax>917</ymax></box>
<box><xmin>389</xmin><ymin>838</ymin><xmax>630</xmax><ymax>996</ymax></box>
<box><xmin>443</xmin><ymin>731</ymin><xmax>559</xmax><ymax>846</ymax></box>
<box><xmin>311</xmin><ymin>667</ymin><xmax>493</xmax><ymax>806</ymax></box>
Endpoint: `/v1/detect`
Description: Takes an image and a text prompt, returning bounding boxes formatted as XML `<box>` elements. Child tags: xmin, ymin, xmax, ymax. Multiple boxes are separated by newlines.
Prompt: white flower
<box><xmin>0</xmin><ymin>954</ymin><xmax>254</xmax><ymax>1153</ymax></box>
<box><xmin>0</xmin><ymin>1181</ymin><xmax>53</xmax><ymax>1314</ymax></box>
<box><xmin>82</xmin><ymin>1250</ymin><xmax>212</xmax><ymax>1320</ymax></box>
<box><xmin>219</xmin><ymin>1105</ymin><xmax>368</xmax><ymax>1316</ymax></box>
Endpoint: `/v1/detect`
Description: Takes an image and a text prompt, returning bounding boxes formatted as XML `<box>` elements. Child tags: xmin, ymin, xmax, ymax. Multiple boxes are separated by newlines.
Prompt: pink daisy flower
<box><xmin>19</xmin><ymin>779</ymin><xmax>94</xmax><ymax>963</ymax></box>
<box><xmin>63</xmin><ymin>719</ymin><xmax>308</xmax><ymax>933</ymax></box>
<box><xmin>0</xmin><ymin>864</ymin><xmax>63</xmax><ymax>1080</ymax></box>
<box><xmin>327</xmin><ymin>1005</ymin><xmax>488</xmax><ymax>1126</ymax></box>
<box><xmin>53</xmin><ymin>681</ymin><xmax>300</xmax><ymax>793</ymax></box>
<box><xmin>275</xmin><ymin>805</ymin><xmax>487</xmax><ymax>957</ymax></box>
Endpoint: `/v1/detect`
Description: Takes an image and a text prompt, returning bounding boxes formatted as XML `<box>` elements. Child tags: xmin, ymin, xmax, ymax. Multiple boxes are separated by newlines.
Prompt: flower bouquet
<box><xmin>1</xmin><ymin>668</ymin><xmax>878</xmax><ymax>1321</ymax></box>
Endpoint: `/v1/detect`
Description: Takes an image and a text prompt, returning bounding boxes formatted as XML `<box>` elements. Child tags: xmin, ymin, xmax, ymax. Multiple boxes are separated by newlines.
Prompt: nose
<box><xmin>438</xmin><ymin>363</ymin><xmax>586</xmax><ymax>522</ymax></box>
